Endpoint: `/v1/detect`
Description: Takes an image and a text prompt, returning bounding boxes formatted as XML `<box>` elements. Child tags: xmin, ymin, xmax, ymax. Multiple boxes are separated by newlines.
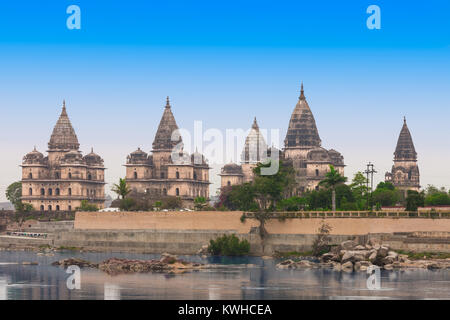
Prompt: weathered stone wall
<box><xmin>74</xmin><ymin>211</ymin><xmax>450</xmax><ymax>235</ymax></box>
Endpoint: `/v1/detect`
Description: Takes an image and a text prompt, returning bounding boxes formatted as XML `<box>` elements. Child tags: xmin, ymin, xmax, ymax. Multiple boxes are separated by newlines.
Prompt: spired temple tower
<box><xmin>283</xmin><ymin>83</ymin><xmax>344</xmax><ymax>193</ymax></box>
<box><xmin>219</xmin><ymin>83</ymin><xmax>344</xmax><ymax>194</ymax></box>
<box><xmin>21</xmin><ymin>101</ymin><xmax>106</xmax><ymax>211</ymax></box>
<box><xmin>220</xmin><ymin>117</ymin><xmax>269</xmax><ymax>188</ymax></box>
<box><xmin>385</xmin><ymin>117</ymin><xmax>420</xmax><ymax>195</ymax></box>
<box><xmin>125</xmin><ymin>97</ymin><xmax>210</xmax><ymax>208</ymax></box>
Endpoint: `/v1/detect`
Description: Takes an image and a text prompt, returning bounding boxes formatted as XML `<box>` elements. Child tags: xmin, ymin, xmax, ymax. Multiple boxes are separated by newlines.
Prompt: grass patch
<box><xmin>396</xmin><ymin>250</ymin><xmax>450</xmax><ymax>260</ymax></box>
<box><xmin>57</xmin><ymin>246</ymin><xmax>82</xmax><ymax>251</ymax></box>
<box><xmin>273</xmin><ymin>251</ymin><xmax>313</xmax><ymax>258</ymax></box>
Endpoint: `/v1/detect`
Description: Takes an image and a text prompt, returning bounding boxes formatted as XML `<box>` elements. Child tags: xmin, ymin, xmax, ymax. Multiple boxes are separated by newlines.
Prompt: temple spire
<box><xmin>48</xmin><ymin>101</ymin><xmax>80</xmax><ymax>150</ymax></box>
<box><xmin>285</xmin><ymin>82</ymin><xmax>321</xmax><ymax>148</ymax></box>
<box><xmin>299</xmin><ymin>82</ymin><xmax>305</xmax><ymax>100</ymax></box>
<box><xmin>394</xmin><ymin>117</ymin><xmax>417</xmax><ymax>160</ymax></box>
<box><xmin>152</xmin><ymin>97</ymin><xmax>182</xmax><ymax>150</ymax></box>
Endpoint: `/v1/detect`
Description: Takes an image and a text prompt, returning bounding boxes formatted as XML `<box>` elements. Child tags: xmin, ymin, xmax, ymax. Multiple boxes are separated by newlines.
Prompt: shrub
<box><xmin>312</xmin><ymin>220</ymin><xmax>332</xmax><ymax>256</ymax></box>
<box><xmin>208</xmin><ymin>234</ymin><xmax>250</xmax><ymax>256</ymax></box>
<box><xmin>161</xmin><ymin>196</ymin><xmax>182</xmax><ymax>209</ymax></box>
<box><xmin>77</xmin><ymin>200</ymin><xmax>99</xmax><ymax>212</ymax></box>
<box><xmin>119</xmin><ymin>198</ymin><xmax>136</xmax><ymax>211</ymax></box>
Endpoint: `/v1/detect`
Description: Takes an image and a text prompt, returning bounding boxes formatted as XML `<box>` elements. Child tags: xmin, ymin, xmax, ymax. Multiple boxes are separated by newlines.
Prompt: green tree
<box><xmin>194</xmin><ymin>196</ymin><xmax>207</xmax><ymax>210</ymax></box>
<box><xmin>350</xmin><ymin>172</ymin><xmax>368</xmax><ymax>209</ymax></box>
<box><xmin>372</xmin><ymin>182</ymin><xmax>401</xmax><ymax>207</ymax></box>
<box><xmin>406</xmin><ymin>190</ymin><xmax>425</xmax><ymax>211</ymax></box>
<box><xmin>318</xmin><ymin>165</ymin><xmax>347</xmax><ymax>211</ymax></box>
<box><xmin>6</xmin><ymin>181</ymin><xmax>23</xmax><ymax>211</ymax></box>
<box><xmin>111</xmin><ymin>178</ymin><xmax>131</xmax><ymax>199</ymax></box>
<box><xmin>424</xmin><ymin>185</ymin><xmax>450</xmax><ymax>205</ymax></box>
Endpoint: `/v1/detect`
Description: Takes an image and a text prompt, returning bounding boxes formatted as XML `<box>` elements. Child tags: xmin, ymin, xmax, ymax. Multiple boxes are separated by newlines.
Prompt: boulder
<box><xmin>368</xmin><ymin>251</ymin><xmax>377</xmax><ymax>263</ymax></box>
<box><xmin>365</xmin><ymin>244</ymin><xmax>373</xmax><ymax>250</ymax></box>
<box><xmin>354</xmin><ymin>261</ymin><xmax>372</xmax><ymax>272</ymax></box>
<box><xmin>382</xmin><ymin>256</ymin><xmax>395</xmax><ymax>265</ymax></box>
<box><xmin>342</xmin><ymin>261</ymin><xmax>354</xmax><ymax>272</ymax></box>
<box><xmin>342</xmin><ymin>251</ymin><xmax>367</xmax><ymax>263</ymax></box>
<box><xmin>321</xmin><ymin>252</ymin><xmax>338</xmax><ymax>263</ymax></box>
<box><xmin>398</xmin><ymin>254</ymin><xmax>409</xmax><ymax>263</ymax></box>
<box><xmin>387</xmin><ymin>251</ymin><xmax>398</xmax><ymax>260</ymax></box>
<box><xmin>354</xmin><ymin>245</ymin><xmax>366</xmax><ymax>250</ymax></box>
<box><xmin>377</xmin><ymin>246</ymin><xmax>389</xmax><ymax>258</ymax></box>
<box><xmin>341</xmin><ymin>240</ymin><xmax>357</xmax><ymax>250</ymax></box>
<box><xmin>383</xmin><ymin>264</ymin><xmax>393</xmax><ymax>270</ymax></box>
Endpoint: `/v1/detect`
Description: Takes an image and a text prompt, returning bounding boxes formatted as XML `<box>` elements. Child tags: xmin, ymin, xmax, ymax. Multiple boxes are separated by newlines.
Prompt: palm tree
<box><xmin>111</xmin><ymin>178</ymin><xmax>131</xmax><ymax>199</ymax></box>
<box><xmin>319</xmin><ymin>165</ymin><xmax>347</xmax><ymax>211</ymax></box>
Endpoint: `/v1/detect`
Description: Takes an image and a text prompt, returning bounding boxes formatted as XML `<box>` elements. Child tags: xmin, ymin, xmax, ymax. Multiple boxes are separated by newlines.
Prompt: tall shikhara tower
<box><xmin>283</xmin><ymin>83</ymin><xmax>344</xmax><ymax>193</ymax></box>
<box><xmin>385</xmin><ymin>117</ymin><xmax>420</xmax><ymax>194</ymax></box>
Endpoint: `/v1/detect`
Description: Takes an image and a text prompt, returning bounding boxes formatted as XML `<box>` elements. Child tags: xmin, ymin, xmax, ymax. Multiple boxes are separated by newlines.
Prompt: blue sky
<box><xmin>0</xmin><ymin>0</ymin><xmax>449</xmax><ymax>200</ymax></box>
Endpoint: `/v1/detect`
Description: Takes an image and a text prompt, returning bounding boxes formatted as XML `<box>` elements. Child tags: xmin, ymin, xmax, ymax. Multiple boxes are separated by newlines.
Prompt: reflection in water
<box><xmin>0</xmin><ymin>277</ymin><xmax>7</xmax><ymax>300</ymax></box>
<box><xmin>104</xmin><ymin>283</ymin><xmax>121</xmax><ymax>300</ymax></box>
<box><xmin>0</xmin><ymin>251</ymin><xmax>449</xmax><ymax>300</ymax></box>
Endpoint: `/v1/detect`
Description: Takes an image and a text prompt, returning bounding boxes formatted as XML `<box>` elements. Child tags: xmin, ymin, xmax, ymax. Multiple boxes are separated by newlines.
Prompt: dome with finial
<box><xmin>127</xmin><ymin>147</ymin><xmax>150</xmax><ymax>164</ymax></box>
<box><xmin>284</xmin><ymin>83</ymin><xmax>322</xmax><ymax>148</ymax></box>
<box><xmin>48</xmin><ymin>100</ymin><xmax>80</xmax><ymax>150</ymax></box>
<box><xmin>83</xmin><ymin>147</ymin><xmax>104</xmax><ymax>165</ymax></box>
<box><xmin>191</xmin><ymin>148</ymin><xmax>208</xmax><ymax>166</ymax></box>
<box><xmin>23</xmin><ymin>147</ymin><xmax>44</xmax><ymax>164</ymax></box>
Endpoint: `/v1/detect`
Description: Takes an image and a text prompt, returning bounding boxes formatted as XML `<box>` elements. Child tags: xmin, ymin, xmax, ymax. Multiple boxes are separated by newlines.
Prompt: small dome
<box><xmin>328</xmin><ymin>149</ymin><xmax>344</xmax><ymax>166</ymax></box>
<box><xmin>221</xmin><ymin>163</ymin><xmax>243</xmax><ymax>175</ymax></box>
<box><xmin>127</xmin><ymin>147</ymin><xmax>149</xmax><ymax>165</ymax></box>
<box><xmin>307</xmin><ymin>147</ymin><xmax>330</xmax><ymax>162</ymax></box>
<box><xmin>191</xmin><ymin>150</ymin><xmax>207</xmax><ymax>166</ymax></box>
<box><xmin>23</xmin><ymin>147</ymin><xmax>44</xmax><ymax>164</ymax></box>
<box><xmin>84</xmin><ymin>148</ymin><xmax>103</xmax><ymax>165</ymax></box>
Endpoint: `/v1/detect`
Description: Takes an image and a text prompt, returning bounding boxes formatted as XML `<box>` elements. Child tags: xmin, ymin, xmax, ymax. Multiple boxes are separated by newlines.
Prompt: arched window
<box><xmin>315</xmin><ymin>169</ymin><xmax>319</xmax><ymax>177</ymax></box>
<box><xmin>227</xmin><ymin>181</ymin><xmax>231</xmax><ymax>187</ymax></box>
<box><xmin>163</xmin><ymin>188</ymin><xmax>167</xmax><ymax>196</ymax></box>
<box><xmin>193</xmin><ymin>172</ymin><xmax>197</xmax><ymax>180</ymax></box>
<box><xmin>48</xmin><ymin>205</ymin><xmax>52</xmax><ymax>211</ymax></box>
<box><xmin>161</xmin><ymin>172</ymin><xmax>165</xmax><ymax>179</ymax></box>
<box><xmin>40</xmin><ymin>205</ymin><xmax>44</xmax><ymax>211</ymax></box>
<box><xmin>55</xmin><ymin>172</ymin><xmax>60</xmax><ymax>179</ymax></box>
<box><xmin>176</xmin><ymin>171</ymin><xmax>180</xmax><ymax>179</ymax></box>
<box><xmin>176</xmin><ymin>188</ymin><xmax>179</xmax><ymax>196</ymax></box>
<box><xmin>56</xmin><ymin>205</ymin><xmax>60</xmax><ymax>211</ymax></box>
<box><xmin>48</xmin><ymin>188</ymin><xmax>53</xmax><ymax>196</ymax></box>
<box><xmin>40</xmin><ymin>188</ymin><xmax>45</xmax><ymax>195</ymax></box>
<box><xmin>29</xmin><ymin>188</ymin><xmax>32</xmax><ymax>195</ymax></box>
<box><xmin>68</xmin><ymin>188</ymin><xmax>72</xmax><ymax>196</ymax></box>
<box><xmin>88</xmin><ymin>173</ymin><xmax>92</xmax><ymax>180</ymax></box>
<box><xmin>315</xmin><ymin>186</ymin><xmax>319</xmax><ymax>191</ymax></box>
<box><xmin>68</xmin><ymin>172</ymin><xmax>72</xmax><ymax>179</ymax></box>
<box><xmin>55</xmin><ymin>188</ymin><xmax>60</xmax><ymax>196</ymax></box>
<box><xmin>68</xmin><ymin>205</ymin><xmax>72</xmax><ymax>211</ymax></box>
<box><xmin>134</xmin><ymin>172</ymin><xmax>138</xmax><ymax>179</ymax></box>
<box><xmin>28</xmin><ymin>173</ymin><xmax>32</xmax><ymax>179</ymax></box>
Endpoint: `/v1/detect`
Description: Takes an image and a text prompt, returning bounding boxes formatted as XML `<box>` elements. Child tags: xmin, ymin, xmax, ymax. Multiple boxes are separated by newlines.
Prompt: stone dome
<box><xmin>127</xmin><ymin>147</ymin><xmax>149</xmax><ymax>164</ymax></box>
<box><xmin>221</xmin><ymin>163</ymin><xmax>243</xmax><ymax>175</ymax></box>
<box><xmin>84</xmin><ymin>148</ymin><xmax>104</xmax><ymax>165</ymax></box>
<box><xmin>306</xmin><ymin>147</ymin><xmax>330</xmax><ymax>162</ymax></box>
<box><xmin>328</xmin><ymin>149</ymin><xmax>344</xmax><ymax>166</ymax></box>
<box><xmin>23</xmin><ymin>147</ymin><xmax>44</xmax><ymax>164</ymax></box>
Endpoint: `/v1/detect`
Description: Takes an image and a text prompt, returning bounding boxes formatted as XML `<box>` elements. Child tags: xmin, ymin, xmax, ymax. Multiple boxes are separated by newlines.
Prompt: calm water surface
<box><xmin>0</xmin><ymin>251</ymin><xmax>449</xmax><ymax>300</ymax></box>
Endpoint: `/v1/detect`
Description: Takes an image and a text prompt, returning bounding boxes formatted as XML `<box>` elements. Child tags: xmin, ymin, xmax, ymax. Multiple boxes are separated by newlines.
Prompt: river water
<box><xmin>0</xmin><ymin>251</ymin><xmax>449</xmax><ymax>300</ymax></box>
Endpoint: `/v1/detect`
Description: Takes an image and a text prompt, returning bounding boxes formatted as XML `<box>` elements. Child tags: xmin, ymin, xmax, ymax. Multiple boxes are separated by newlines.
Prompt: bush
<box><xmin>119</xmin><ymin>198</ymin><xmax>136</xmax><ymax>211</ymax></box>
<box><xmin>208</xmin><ymin>234</ymin><xmax>250</xmax><ymax>256</ymax></box>
<box><xmin>77</xmin><ymin>200</ymin><xmax>99</xmax><ymax>212</ymax></box>
<box><xmin>161</xmin><ymin>196</ymin><xmax>182</xmax><ymax>209</ymax></box>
